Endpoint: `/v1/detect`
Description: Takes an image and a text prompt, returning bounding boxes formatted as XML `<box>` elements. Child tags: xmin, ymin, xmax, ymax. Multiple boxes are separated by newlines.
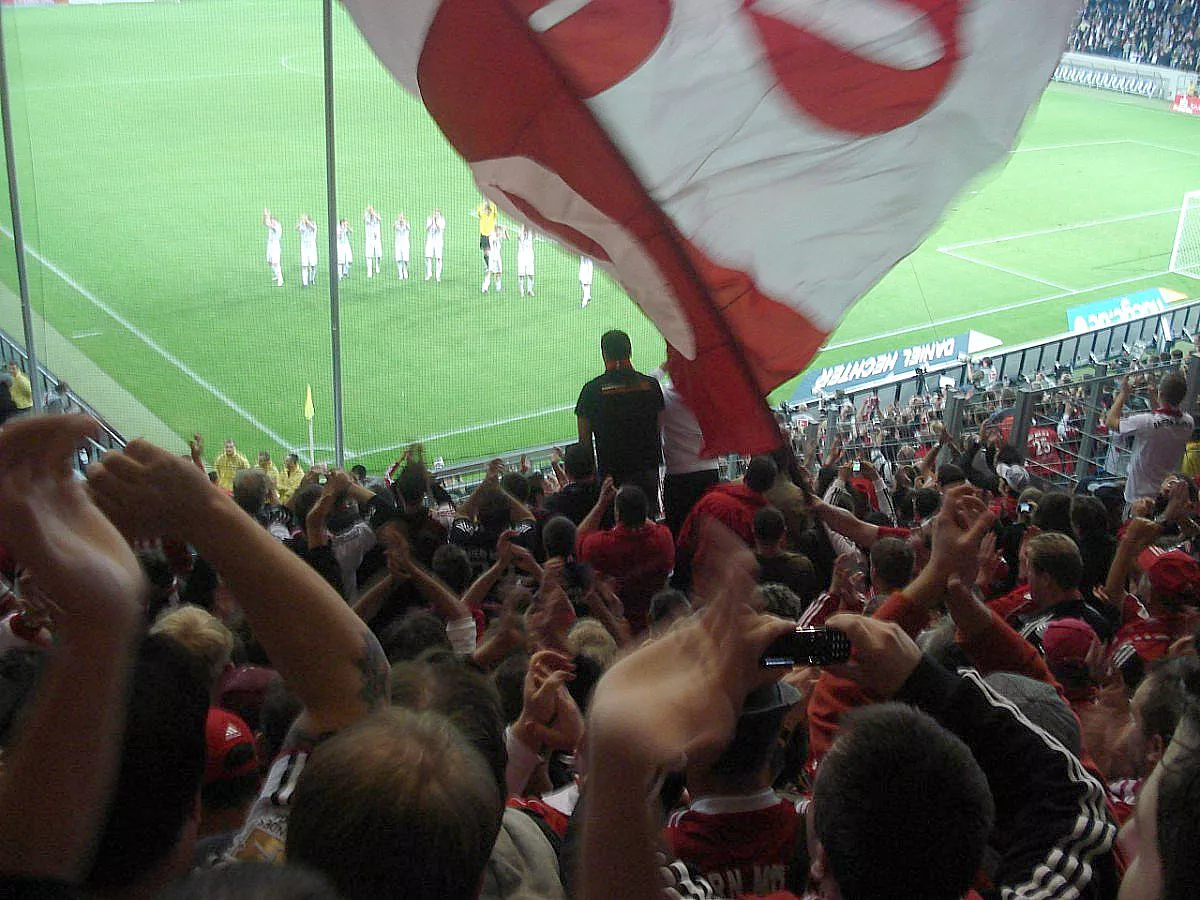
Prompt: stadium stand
<box><xmin>4</xmin><ymin>5</ymin><xmax>1200</xmax><ymax>897</ymax></box>
<box><xmin>1071</xmin><ymin>0</ymin><xmax>1200</xmax><ymax>72</ymax></box>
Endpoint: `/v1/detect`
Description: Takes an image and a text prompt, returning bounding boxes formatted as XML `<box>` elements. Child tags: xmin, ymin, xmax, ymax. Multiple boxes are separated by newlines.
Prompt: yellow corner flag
<box><xmin>304</xmin><ymin>384</ymin><xmax>315</xmax><ymax>421</ymax></box>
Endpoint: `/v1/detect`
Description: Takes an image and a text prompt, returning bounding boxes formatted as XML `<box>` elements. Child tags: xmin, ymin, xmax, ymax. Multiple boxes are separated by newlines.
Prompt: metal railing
<box><xmin>0</xmin><ymin>326</ymin><xmax>127</xmax><ymax>469</ymax></box>
<box><xmin>792</xmin><ymin>296</ymin><xmax>1200</xmax><ymax>458</ymax></box>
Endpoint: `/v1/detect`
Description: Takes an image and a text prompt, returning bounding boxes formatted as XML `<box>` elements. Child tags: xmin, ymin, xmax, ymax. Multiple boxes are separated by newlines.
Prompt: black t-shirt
<box><xmin>449</xmin><ymin>518</ymin><xmax>535</xmax><ymax>579</ymax></box>
<box><xmin>544</xmin><ymin>480</ymin><xmax>602</xmax><ymax>525</ymax></box>
<box><xmin>575</xmin><ymin>366</ymin><xmax>664</xmax><ymax>477</ymax></box>
<box><xmin>756</xmin><ymin>551</ymin><xmax>819</xmax><ymax>604</ymax></box>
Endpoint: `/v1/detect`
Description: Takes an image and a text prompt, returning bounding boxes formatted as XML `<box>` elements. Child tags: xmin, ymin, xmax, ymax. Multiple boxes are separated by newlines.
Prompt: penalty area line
<box><xmin>0</xmin><ymin>224</ymin><xmax>290</xmax><ymax>447</ymax></box>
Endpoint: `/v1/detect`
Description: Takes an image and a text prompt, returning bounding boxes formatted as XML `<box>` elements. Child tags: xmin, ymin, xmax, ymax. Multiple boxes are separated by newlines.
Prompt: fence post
<box><xmin>1186</xmin><ymin>353</ymin><xmax>1200</xmax><ymax>421</ymax></box>
<box><xmin>1010</xmin><ymin>388</ymin><xmax>1034</xmax><ymax>461</ymax></box>
<box><xmin>943</xmin><ymin>393</ymin><xmax>965</xmax><ymax>441</ymax></box>
<box><xmin>1075</xmin><ymin>363</ymin><xmax>1107</xmax><ymax>481</ymax></box>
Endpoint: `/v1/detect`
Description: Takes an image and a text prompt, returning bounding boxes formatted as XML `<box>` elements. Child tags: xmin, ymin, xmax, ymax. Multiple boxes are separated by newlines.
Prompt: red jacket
<box><xmin>578</xmin><ymin>521</ymin><xmax>675</xmax><ymax>629</ymax></box>
<box><xmin>678</xmin><ymin>483</ymin><xmax>769</xmax><ymax>564</ymax></box>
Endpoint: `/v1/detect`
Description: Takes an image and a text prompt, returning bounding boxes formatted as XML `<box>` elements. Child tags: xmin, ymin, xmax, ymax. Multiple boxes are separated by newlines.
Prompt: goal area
<box><xmin>1170</xmin><ymin>190</ymin><xmax>1200</xmax><ymax>280</ymax></box>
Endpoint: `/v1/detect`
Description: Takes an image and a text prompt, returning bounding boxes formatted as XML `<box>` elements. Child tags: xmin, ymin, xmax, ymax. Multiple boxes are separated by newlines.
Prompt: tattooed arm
<box><xmin>90</xmin><ymin>440</ymin><xmax>389</xmax><ymax>735</ymax></box>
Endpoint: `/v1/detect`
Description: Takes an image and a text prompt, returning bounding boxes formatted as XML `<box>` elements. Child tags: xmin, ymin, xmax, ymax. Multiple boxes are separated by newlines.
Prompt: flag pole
<box><xmin>304</xmin><ymin>384</ymin><xmax>316</xmax><ymax>466</ymax></box>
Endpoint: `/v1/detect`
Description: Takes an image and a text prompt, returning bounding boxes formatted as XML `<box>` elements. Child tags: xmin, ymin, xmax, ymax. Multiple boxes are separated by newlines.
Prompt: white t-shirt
<box><xmin>659</xmin><ymin>378</ymin><xmax>719</xmax><ymax>475</ymax></box>
<box><xmin>337</xmin><ymin>224</ymin><xmax>351</xmax><ymax>248</ymax></box>
<box><xmin>364</xmin><ymin>215</ymin><xmax>381</xmax><ymax>243</ymax></box>
<box><xmin>1118</xmin><ymin>408</ymin><xmax>1194</xmax><ymax>502</ymax></box>
<box><xmin>579</xmin><ymin>256</ymin><xmax>593</xmax><ymax>283</ymax></box>
<box><xmin>518</xmin><ymin>230</ymin><xmax>534</xmax><ymax>258</ymax></box>
<box><xmin>298</xmin><ymin>223</ymin><xmax>317</xmax><ymax>251</ymax></box>
<box><xmin>426</xmin><ymin>214</ymin><xmax>445</xmax><ymax>236</ymax></box>
<box><xmin>266</xmin><ymin>221</ymin><xmax>282</xmax><ymax>249</ymax></box>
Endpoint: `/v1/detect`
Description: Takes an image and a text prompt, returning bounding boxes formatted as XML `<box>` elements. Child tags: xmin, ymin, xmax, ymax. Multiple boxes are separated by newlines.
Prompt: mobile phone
<box><xmin>760</xmin><ymin>627</ymin><xmax>852</xmax><ymax>668</ymax></box>
<box><xmin>851</xmin><ymin>460</ymin><xmax>861</xmax><ymax>473</ymax></box>
<box><xmin>1018</xmin><ymin>501</ymin><xmax>1033</xmax><ymax>514</ymax></box>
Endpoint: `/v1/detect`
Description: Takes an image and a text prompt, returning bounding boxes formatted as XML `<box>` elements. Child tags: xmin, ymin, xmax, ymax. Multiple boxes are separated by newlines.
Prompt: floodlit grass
<box><xmin>2</xmin><ymin>0</ymin><xmax>1198</xmax><ymax>468</ymax></box>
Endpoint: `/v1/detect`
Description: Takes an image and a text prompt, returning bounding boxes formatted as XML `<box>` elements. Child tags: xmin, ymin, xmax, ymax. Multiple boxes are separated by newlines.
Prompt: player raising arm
<box><xmin>481</xmin><ymin>226</ymin><xmax>504</xmax><ymax>293</ymax></box>
<box><xmin>425</xmin><ymin>208</ymin><xmax>445</xmax><ymax>283</ymax></box>
<box><xmin>470</xmin><ymin>199</ymin><xmax>498</xmax><ymax>271</ymax></box>
<box><xmin>579</xmin><ymin>255</ymin><xmax>594</xmax><ymax>308</ymax></box>
<box><xmin>517</xmin><ymin>224</ymin><xmax>535</xmax><ymax>297</ymax></box>
<box><xmin>336</xmin><ymin>218</ymin><xmax>353</xmax><ymax>281</ymax></box>
<box><xmin>393</xmin><ymin>213</ymin><xmax>410</xmax><ymax>280</ymax></box>
<box><xmin>297</xmin><ymin>214</ymin><xmax>318</xmax><ymax>288</ymax></box>
<box><xmin>363</xmin><ymin>206</ymin><xmax>382</xmax><ymax>279</ymax></box>
<box><xmin>263</xmin><ymin>208</ymin><xmax>283</xmax><ymax>287</ymax></box>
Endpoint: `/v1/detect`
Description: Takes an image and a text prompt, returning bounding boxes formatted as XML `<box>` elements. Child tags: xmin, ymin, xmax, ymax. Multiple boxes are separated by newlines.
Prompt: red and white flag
<box><xmin>344</xmin><ymin>0</ymin><xmax>1079</xmax><ymax>454</ymax></box>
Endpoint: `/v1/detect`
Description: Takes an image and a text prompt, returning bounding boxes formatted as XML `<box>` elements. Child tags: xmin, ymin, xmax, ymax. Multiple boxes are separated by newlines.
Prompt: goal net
<box><xmin>1170</xmin><ymin>190</ymin><xmax>1200</xmax><ymax>280</ymax></box>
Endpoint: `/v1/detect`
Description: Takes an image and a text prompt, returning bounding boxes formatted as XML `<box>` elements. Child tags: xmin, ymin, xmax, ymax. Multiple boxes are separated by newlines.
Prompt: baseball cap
<box><xmin>1137</xmin><ymin>547</ymin><xmax>1200</xmax><ymax>601</ymax></box>
<box><xmin>204</xmin><ymin>707</ymin><xmax>260</xmax><ymax>786</ymax></box>
<box><xmin>1041</xmin><ymin>617</ymin><xmax>1099</xmax><ymax>666</ymax></box>
<box><xmin>995</xmin><ymin>463</ymin><xmax>1030</xmax><ymax>492</ymax></box>
<box><xmin>741</xmin><ymin>680</ymin><xmax>802</xmax><ymax>718</ymax></box>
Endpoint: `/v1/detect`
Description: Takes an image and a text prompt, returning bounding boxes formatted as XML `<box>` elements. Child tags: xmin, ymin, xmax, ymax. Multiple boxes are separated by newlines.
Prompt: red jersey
<box><xmin>1109</xmin><ymin>592</ymin><xmax>1196</xmax><ymax>674</ymax></box>
<box><xmin>666</xmin><ymin>791</ymin><xmax>803</xmax><ymax>898</ymax></box>
<box><xmin>578</xmin><ymin>521</ymin><xmax>675</xmax><ymax>629</ymax></box>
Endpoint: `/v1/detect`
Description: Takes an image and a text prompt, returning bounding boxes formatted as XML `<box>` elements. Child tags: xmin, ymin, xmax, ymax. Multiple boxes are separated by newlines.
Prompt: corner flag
<box><xmin>304</xmin><ymin>385</ymin><xmax>315</xmax><ymax>421</ymax></box>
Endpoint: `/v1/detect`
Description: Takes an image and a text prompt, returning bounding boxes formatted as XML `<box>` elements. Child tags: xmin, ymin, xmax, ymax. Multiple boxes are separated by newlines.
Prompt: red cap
<box><xmin>1137</xmin><ymin>547</ymin><xmax>1200</xmax><ymax>599</ymax></box>
<box><xmin>1042</xmin><ymin>617</ymin><xmax>1099</xmax><ymax>666</ymax></box>
<box><xmin>204</xmin><ymin>708</ymin><xmax>260</xmax><ymax>786</ymax></box>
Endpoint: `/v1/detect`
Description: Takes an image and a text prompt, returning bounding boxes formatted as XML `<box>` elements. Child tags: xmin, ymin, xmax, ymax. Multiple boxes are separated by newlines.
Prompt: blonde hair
<box><xmin>149</xmin><ymin>605</ymin><xmax>234</xmax><ymax>691</ymax></box>
<box><xmin>567</xmin><ymin>618</ymin><xmax>618</xmax><ymax>671</ymax></box>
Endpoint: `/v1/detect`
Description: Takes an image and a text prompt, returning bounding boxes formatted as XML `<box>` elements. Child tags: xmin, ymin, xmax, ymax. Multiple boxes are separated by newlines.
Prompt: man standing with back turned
<box><xmin>576</xmin><ymin>329</ymin><xmax>664</xmax><ymax>517</ymax></box>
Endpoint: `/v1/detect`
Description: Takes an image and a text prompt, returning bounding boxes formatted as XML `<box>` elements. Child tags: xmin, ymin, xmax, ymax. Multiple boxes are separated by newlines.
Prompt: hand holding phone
<box><xmin>760</xmin><ymin>627</ymin><xmax>851</xmax><ymax>668</ymax></box>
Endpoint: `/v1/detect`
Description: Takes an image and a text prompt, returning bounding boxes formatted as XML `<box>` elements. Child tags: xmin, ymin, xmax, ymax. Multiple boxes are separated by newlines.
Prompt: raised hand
<box><xmin>599</xmin><ymin>474</ymin><xmax>616</xmax><ymax>505</ymax></box>
<box><xmin>88</xmin><ymin>437</ymin><xmax>216</xmax><ymax>541</ymax></box>
<box><xmin>1121</xmin><ymin>516</ymin><xmax>1163</xmax><ymax>551</ymax></box>
<box><xmin>0</xmin><ymin>416</ymin><xmax>147</xmax><ymax>635</ymax></box>
<box><xmin>825</xmin><ymin>612</ymin><xmax>923</xmax><ymax>698</ymax></box>
<box><xmin>588</xmin><ymin>523</ymin><xmax>793</xmax><ymax>768</ymax></box>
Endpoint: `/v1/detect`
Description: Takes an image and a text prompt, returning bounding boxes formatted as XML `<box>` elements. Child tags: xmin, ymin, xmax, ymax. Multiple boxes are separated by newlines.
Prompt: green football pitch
<box><xmin>1</xmin><ymin>0</ymin><xmax>1199</xmax><ymax>471</ymax></box>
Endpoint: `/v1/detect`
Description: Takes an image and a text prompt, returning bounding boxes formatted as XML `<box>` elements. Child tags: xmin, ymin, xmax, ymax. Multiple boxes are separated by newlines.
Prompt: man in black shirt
<box><xmin>544</xmin><ymin>442</ymin><xmax>602</xmax><ymax>525</ymax></box>
<box><xmin>575</xmin><ymin>330</ymin><xmax>665</xmax><ymax>517</ymax></box>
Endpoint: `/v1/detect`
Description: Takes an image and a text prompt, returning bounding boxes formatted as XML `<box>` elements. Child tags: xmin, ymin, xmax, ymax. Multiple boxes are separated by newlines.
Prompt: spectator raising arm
<box><xmin>89</xmin><ymin>438</ymin><xmax>388</xmax><ymax>737</ymax></box>
<box><xmin>580</xmin><ymin>528</ymin><xmax>792</xmax><ymax>900</ymax></box>
<box><xmin>0</xmin><ymin>416</ymin><xmax>149</xmax><ymax>884</ymax></box>
<box><xmin>577</xmin><ymin>475</ymin><xmax>615</xmax><ymax>538</ymax></box>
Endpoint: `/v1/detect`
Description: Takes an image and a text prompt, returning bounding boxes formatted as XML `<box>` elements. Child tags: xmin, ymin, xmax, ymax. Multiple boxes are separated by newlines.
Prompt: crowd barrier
<box><xmin>0</xmin><ymin>327</ymin><xmax>125</xmax><ymax>469</ymax></box>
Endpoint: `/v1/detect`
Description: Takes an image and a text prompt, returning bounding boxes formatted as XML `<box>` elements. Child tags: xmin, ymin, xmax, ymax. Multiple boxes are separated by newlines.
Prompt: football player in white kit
<box><xmin>297</xmin><ymin>214</ymin><xmax>318</xmax><ymax>287</ymax></box>
<box><xmin>481</xmin><ymin>226</ymin><xmax>505</xmax><ymax>293</ymax></box>
<box><xmin>264</xmin><ymin>208</ymin><xmax>283</xmax><ymax>287</ymax></box>
<box><xmin>517</xmin><ymin>224</ymin><xmax>535</xmax><ymax>297</ymax></box>
<box><xmin>363</xmin><ymin>206</ymin><xmax>383</xmax><ymax>278</ymax></box>
<box><xmin>394</xmin><ymin>213</ymin><xmax>411</xmax><ymax>279</ymax></box>
<box><xmin>425</xmin><ymin>209</ymin><xmax>446</xmax><ymax>282</ymax></box>
<box><xmin>579</xmin><ymin>255</ymin><xmax>594</xmax><ymax>307</ymax></box>
<box><xmin>336</xmin><ymin>218</ymin><xmax>353</xmax><ymax>281</ymax></box>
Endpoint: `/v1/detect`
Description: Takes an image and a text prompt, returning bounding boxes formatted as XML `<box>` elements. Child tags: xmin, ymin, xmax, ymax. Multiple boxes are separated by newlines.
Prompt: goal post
<box><xmin>1169</xmin><ymin>190</ymin><xmax>1200</xmax><ymax>281</ymax></box>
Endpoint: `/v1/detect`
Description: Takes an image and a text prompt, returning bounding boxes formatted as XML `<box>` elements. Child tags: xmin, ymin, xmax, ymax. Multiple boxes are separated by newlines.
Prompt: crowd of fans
<box><xmin>1071</xmin><ymin>0</ymin><xmax>1200</xmax><ymax>73</ymax></box>
<box><xmin>1</xmin><ymin>329</ymin><xmax>1200</xmax><ymax>899</ymax></box>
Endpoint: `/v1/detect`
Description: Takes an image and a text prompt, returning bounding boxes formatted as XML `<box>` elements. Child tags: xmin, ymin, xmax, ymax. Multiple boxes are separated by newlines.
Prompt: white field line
<box><xmin>348</xmin><ymin>403</ymin><xmax>576</xmax><ymax>460</ymax></box>
<box><xmin>17</xmin><ymin>69</ymin><xmax>285</xmax><ymax>93</ymax></box>
<box><xmin>1128</xmin><ymin>139</ymin><xmax>1200</xmax><ymax>160</ymax></box>
<box><xmin>938</xmin><ymin>248</ymin><xmax>1072</xmax><ymax>290</ymax></box>
<box><xmin>0</xmin><ymin>224</ymin><xmax>290</xmax><ymax>446</ymax></box>
<box><xmin>1011</xmin><ymin>139</ymin><xmax>1129</xmax><ymax>153</ymax></box>
<box><xmin>938</xmin><ymin>206</ymin><xmax>1180</xmax><ymax>252</ymax></box>
<box><xmin>823</xmin><ymin>269</ymin><xmax>1173</xmax><ymax>353</ymax></box>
